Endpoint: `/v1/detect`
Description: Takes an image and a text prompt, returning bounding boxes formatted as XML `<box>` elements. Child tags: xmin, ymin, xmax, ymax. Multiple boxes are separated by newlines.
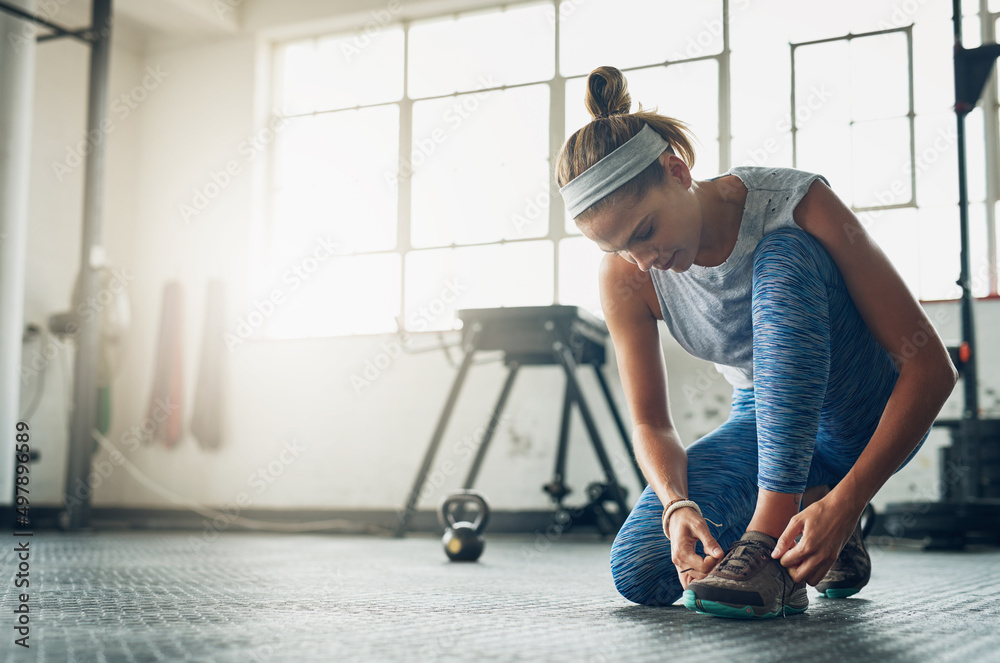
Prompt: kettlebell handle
<box><xmin>438</xmin><ymin>490</ymin><xmax>490</xmax><ymax>534</ymax></box>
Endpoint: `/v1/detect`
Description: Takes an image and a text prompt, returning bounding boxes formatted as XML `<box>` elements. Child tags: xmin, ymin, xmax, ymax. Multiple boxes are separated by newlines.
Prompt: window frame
<box><xmin>263</xmin><ymin>0</ymin><xmax>999</xmax><ymax>340</ymax></box>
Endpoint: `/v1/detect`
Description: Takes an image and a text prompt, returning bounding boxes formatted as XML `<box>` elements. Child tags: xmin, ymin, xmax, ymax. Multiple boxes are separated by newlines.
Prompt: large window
<box><xmin>262</xmin><ymin>0</ymin><xmax>998</xmax><ymax>339</ymax></box>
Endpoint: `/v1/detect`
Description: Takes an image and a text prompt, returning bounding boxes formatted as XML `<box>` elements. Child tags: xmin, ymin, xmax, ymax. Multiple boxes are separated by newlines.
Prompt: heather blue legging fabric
<box><xmin>610</xmin><ymin>227</ymin><xmax>931</xmax><ymax>606</ymax></box>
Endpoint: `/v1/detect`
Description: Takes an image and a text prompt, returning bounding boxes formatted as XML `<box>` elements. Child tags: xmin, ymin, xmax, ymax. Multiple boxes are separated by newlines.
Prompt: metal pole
<box><xmin>952</xmin><ymin>0</ymin><xmax>980</xmax><ymax>421</ymax></box>
<box><xmin>62</xmin><ymin>0</ymin><xmax>112</xmax><ymax>529</ymax></box>
<box><xmin>0</xmin><ymin>0</ymin><xmax>37</xmax><ymax>522</ymax></box>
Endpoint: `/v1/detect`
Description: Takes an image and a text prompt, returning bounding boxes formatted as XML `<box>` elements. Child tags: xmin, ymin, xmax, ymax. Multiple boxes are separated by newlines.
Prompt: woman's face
<box><xmin>577</xmin><ymin>153</ymin><xmax>702</xmax><ymax>273</ymax></box>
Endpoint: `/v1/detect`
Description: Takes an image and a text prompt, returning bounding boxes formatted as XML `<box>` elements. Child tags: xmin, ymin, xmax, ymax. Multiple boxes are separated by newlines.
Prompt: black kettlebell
<box><xmin>438</xmin><ymin>490</ymin><xmax>490</xmax><ymax>562</ymax></box>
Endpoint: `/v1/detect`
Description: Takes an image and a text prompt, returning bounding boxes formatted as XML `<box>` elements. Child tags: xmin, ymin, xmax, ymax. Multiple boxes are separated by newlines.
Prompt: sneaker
<box><xmin>683</xmin><ymin>531</ymin><xmax>808</xmax><ymax>619</ymax></box>
<box><xmin>815</xmin><ymin>517</ymin><xmax>871</xmax><ymax>598</ymax></box>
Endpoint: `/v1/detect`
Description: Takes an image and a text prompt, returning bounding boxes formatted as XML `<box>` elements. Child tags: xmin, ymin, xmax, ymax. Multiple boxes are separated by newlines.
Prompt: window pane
<box><xmin>560</xmin><ymin>0</ymin><xmax>722</xmax><ymax>77</ymax></box>
<box><xmin>408</xmin><ymin>3</ymin><xmax>554</xmax><ymax>99</ymax></box>
<box><xmin>852</xmin><ymin>117</ymin><xmax>912</xmax><ymax>208</ymax></box>
<box><xmin>858</xmin><ymin>207</ymin><xmax>921</xmax><ymax>298</ymax></box>
<box><xmin>277</xmin><ymin>29</ymin><xmax>403</xmax><ymax>115</ymax></box>
<box><xmin>733</xmin><ymin>131</ymin><xmax>794</xmax><ymax>170</ymax></box>
<box><xmin>914</xmin><ymin>112</ymin><xmax>959</xmax><ymax>207</ymax></box>
<box><xmin>794</xmin><ymin>40</ymin><xmax>851</xmax><ymax>131</ymax></box>
<box><xmin>962</xmin><ymin>12</ymin><xmax>981</xmax><ymax>49</ymax></box>
<box><xmin>563</xmin><ymin>61</ymin><xmax>720</xmax><ymax>233</ymax></box>
<box><xmin>920</xmin><ymin>202</ymin><xmax>989</xmax><ymax>300</ymax></box>
<box><xmin>966</xmin><ymin>106</ymin><xmax>987</xmax><ymax>204</ymax></box>
<box><xmin>850</xmin><ymin>32</ymin><xmax>909</xmax><ymax>122</ymax></box>
<box><xmin>273</xmin><ymin>107</ymin><xmax>398</xmax><ymax>255</ymax></box>
<box><xmin>405</xmin><ymin>242</ymin><xmax>554</xmax><ymax>331</ymax></box>
<box><xmin>914</xmin><ymin>19</ymin><xmax>954</xmax><ymax>115</ymax></box>
<box><xmin>565</xmin><ymin>61</ymin><xmax>720</xmax><ymax>153</ymax></box>
<box><xmin>267</xmin><ymin>253</ymin><xmax>401</xmax><ymax>338</ymax></box>
<box><xmin>782</xmin><ymin>0</ymin><xmax>851</xmax><ymax>43</ymax></box>
<box><xmin>918</xmin><ymin>205</ymin><xmax>963</xmax><ymax>301</ymax></box>
<box><xmin>411</xmin><ymin>85</ymin><xmax>549</xmax><ymax>248</ymax></box>
<box><xmin>970</xmin><ymin>202</ymin><xmax>990</xmax><ymax>298</ymax></box>
<box><xmin>995</xmin><ymin>200</ymin><xmax>1000</xmax><ymax>294</ymax></box>
<box><xmin>558</xmin><ymin>236</ymin><xmax>604</xmax><ymax>319</ymax></box>
<box><xmin>797</xmin><ymin>124</ymin><xmax>852</xmax><ymax>199</ymax></box>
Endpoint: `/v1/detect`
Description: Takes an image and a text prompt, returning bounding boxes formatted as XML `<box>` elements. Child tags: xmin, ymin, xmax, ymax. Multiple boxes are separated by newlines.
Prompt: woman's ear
<box><xmin>662</xmin><ymin>154</ymin><xmax>692</xmax><ymax>189</ymax></box>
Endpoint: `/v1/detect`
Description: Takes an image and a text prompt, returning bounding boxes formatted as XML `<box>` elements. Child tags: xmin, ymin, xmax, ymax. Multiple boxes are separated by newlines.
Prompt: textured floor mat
<box><xmin>0</xmin><ymin>530</ymin><xmax>997</xmax><ymax>662</ymax></box>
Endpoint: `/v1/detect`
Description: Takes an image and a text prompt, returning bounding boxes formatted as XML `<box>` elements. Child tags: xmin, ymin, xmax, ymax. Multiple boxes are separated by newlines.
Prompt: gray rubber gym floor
<box><xmin>0</xmin><ymin>530</ymin><xmax>998</xmax><ymax>663</ymax></box>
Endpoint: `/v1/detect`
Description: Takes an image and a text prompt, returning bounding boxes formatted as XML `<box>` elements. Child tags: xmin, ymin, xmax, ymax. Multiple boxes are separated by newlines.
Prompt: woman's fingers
<box><xmin>695</xmin><ymin>521</ymin><xmax>724</xmax><ymax>559</ymax></box>
<box><xmin>669</xmin><ymin>512</ymin><xmax>728</xmax><ymax>588</ymax></box>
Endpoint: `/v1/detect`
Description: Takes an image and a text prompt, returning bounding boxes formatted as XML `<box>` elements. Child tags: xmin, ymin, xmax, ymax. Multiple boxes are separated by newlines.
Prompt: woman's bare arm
<box><xmin>599</xmin><ymin>254</ymin><xmax>724</xmax><ymax>585</ymax></box>
<box><xmin>771</xmin><ymin>180</ymin><xmax>959</xmax><ymax>583</ymax></box>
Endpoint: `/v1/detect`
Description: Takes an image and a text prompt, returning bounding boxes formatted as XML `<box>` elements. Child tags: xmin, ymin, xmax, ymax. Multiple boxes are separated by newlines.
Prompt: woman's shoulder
<box><xmin>727</xmin><ymin>165</ymin><xmax>831</xmax><ymax>193</ymax></box>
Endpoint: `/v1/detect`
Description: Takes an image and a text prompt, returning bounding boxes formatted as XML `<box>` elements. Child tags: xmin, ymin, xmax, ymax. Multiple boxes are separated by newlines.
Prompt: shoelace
<box><xmin>718</xmin><ymin>537</ymin><xmax>797</xmax><ymax>618</ymax></box>
<box><xmin>716</xmin><ymin>538</ymin><xmax>772</xmax><ymax>577</ymax></box>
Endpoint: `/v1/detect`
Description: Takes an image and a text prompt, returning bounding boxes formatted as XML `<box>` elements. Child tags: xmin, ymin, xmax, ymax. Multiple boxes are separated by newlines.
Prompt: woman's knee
<box><xmin>609</xmin><ymin>531</ymin><xmax>682</xmax><ymax>606</ymax></box>
<box><xmin>751</xmin><ymin>227</ymin><xmax>839</xmax><ymax>294</ymax></box>
<box><xmin>609</xmin><ymin>493</ymin><xmax>682</xmax><ymax>606</ymax></box>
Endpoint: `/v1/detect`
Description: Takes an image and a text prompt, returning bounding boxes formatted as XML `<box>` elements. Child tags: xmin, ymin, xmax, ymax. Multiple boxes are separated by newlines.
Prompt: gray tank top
<box><xmin>650</xmin><ymin>166</ymin><xmax>831</xmax><ymax>390</ymax></box>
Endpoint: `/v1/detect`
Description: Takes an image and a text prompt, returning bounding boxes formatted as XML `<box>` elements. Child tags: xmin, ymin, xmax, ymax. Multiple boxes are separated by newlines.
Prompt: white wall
<box><xmin>21</xmin><ymin>0</ymin><xmax>1000</xmax><ymax>521</ymax></box>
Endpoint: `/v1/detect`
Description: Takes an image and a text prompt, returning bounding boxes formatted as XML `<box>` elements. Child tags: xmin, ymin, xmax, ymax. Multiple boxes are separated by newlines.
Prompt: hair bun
<box><xmin>585</xmin><ymin>66</ymin><xmax>632</xmax><ymax>121</ymax></box>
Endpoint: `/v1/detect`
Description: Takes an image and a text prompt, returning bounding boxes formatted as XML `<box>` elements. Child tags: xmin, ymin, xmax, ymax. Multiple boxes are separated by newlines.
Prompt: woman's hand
<box><xmin>667</xmin><ymin>507</ymin><xmax>725</xmax><ymax>590</ymax></box>
<box><xmin>770</xmin><ymin>494</ymin><xmax>860</xmax><ymax>585</ymax></box>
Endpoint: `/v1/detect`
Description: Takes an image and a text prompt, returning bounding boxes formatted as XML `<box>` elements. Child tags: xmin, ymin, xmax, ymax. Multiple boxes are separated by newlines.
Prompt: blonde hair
<box><xmin>555</xmin><ymin>65</ymin><xmax>699</xmax><ymax>222</ymax></box>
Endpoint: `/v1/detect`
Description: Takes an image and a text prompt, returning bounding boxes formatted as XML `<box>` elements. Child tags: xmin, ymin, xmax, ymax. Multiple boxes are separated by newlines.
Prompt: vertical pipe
<box><xmin>953</xmin><ymin>0</ymin><xmax>980</xmax><ymax>421</ymax></box>
<box><xmin>550</xmin><ymin>0</ymin><xmax>566</xmax><ymax>304</ymax></box>
<box><xmin>980</xmin><ymin>0</ymin><xmax>999</xmax><ymax>296</ymax></box>
<box><xmin>62</xmin><ymin>0</ymin><xmax>112</xmax><ymax>529</ymax></box>
<box><xmin>719</xmin><ymin>0</ymin><xmax>731</xmax><ymax>171</ymax></box>
<box><xmin>0</xmin><ymin>0</ymin><xmax>37</xmax><ymax>519</ymax></box>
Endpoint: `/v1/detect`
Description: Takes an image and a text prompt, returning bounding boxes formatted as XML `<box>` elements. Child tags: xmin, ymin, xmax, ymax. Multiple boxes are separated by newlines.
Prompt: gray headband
<box><xmin>559</xmin><ymin>123</ymin><xmax>671</xmax><ymax>219</ymax></box>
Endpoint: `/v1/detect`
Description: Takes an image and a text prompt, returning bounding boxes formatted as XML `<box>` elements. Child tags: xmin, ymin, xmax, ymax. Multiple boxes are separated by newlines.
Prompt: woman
<box><xmin>555</xmin><ymin>66</ymin><xmax>957</xmax><ymax>619</ymax></box>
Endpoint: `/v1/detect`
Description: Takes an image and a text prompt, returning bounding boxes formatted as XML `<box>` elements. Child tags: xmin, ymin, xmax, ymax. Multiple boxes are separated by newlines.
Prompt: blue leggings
<box><xmin>610</xmin><ymin>227</ymin><xmax>931</xmax><ymax>606</ymax></box>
